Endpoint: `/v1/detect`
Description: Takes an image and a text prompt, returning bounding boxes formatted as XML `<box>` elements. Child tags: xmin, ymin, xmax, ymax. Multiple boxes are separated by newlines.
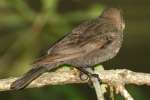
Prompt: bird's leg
<box><xmin>75</xmin><ymin>66</ymin><xmax>101</xmax><ymax>85</ymax></box>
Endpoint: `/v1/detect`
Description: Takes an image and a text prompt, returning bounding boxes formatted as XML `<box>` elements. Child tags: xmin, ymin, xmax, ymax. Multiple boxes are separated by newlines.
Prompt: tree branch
<box><xmin>0</xmin><ymin>67</ymin><xmax>150</xmax><ymax>100</ymax></box>
<box><xmin>116</xmin><ymin>85</ymin><xmax>134</xmax><ymax>100</ymax></box>
<box><xmin>0</xmin><ymin>68</ymin><xmax>85</xmax><ymax>91</ymax></box>
<box><xmin>91</xmin><ymin>77</ymin><xmax>105</xmax><ymax>100</ymax></box>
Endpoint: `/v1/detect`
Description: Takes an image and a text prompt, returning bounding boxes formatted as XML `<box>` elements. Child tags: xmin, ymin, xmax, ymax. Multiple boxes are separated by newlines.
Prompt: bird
<box><xmin>10</xmin><ymin>7</ymin><xmax>125</xmax><ymax>90</ymax></box>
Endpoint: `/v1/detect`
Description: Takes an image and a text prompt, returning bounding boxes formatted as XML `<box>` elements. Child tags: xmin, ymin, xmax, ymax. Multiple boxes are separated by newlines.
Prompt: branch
<box><xmin>0</xmin><ymin>67</ymin><xmax>150</xmax><ymax>100</ymax></box>
<box><xmin>91</xmin><ymin>77</ymin><xmax>105</xmax><ymax>100</ymax></box>
<box><xmin>116</xmin><ymin>85</ymin><xmax>134</xmax><ymax>100</ymax></box>
<box><xmin>0</xmin><ymin>68</ymin><xmax>85</xmax><ymax>91</ymax></box>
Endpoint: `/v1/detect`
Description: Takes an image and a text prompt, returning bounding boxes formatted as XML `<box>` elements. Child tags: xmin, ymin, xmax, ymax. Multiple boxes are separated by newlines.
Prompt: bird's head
<box><xmin>100</xmin><ymin>8</ymin><xmax>125</xmax><ymax>32</ymax></box>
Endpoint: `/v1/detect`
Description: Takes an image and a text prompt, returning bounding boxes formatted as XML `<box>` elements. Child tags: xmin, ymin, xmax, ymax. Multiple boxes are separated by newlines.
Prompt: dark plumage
<box><xmin>10</xmin><ymin>8</ymin><xmax>125</xmax><ymax>90</ymax></box>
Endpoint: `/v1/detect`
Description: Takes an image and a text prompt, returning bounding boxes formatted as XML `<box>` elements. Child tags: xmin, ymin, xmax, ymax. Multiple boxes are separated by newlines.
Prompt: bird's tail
<box><xmin>10</xmin><ymin>66</ymin><xmax>47</xmax><ymax>90</ymax></box>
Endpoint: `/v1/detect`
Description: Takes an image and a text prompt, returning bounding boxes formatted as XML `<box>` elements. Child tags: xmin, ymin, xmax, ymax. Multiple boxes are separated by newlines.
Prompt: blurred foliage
<box><xmin>0</xmin><ymin>0</ymin><xmax>150</xmax><ymax>100</ymax></box>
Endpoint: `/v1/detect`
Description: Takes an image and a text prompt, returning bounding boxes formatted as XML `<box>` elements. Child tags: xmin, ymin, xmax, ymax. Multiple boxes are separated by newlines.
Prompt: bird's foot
<box><xmin>77</xmin><ymin>67</ymin><xmax>101</xmax><ymax>87</ymax></box>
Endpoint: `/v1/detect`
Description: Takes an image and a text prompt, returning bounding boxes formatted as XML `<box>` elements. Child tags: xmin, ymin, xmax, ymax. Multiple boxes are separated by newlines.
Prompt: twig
<box><xmin>79</xmin><ymin>66</ymin><xmax>105</xmax><ymax>100</ymax></box>
<box><xmin>91</xmin><ymin>77</ymin><xmax>105</xmax><ymax>100</ymax></box>
<box><xmin>98</xmin><ymin>69</ymin><xmax>150</xmax><ymax>86</ymax></box>
<box><xmin>116</xmin><ymin>85</ymin><xmax>134</xmax><ymax>100</ymax></box>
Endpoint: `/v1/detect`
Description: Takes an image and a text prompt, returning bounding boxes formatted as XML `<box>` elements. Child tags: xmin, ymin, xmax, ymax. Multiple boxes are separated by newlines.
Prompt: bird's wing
<box><xmin>33</xmin><ymin>19</ymin><xmax>111</xmax><ymax>65</ymax></box>
<box><xmin>47</xmin><ymin>18</ymin><xmax>103</xmax><ymax>54</ymax></box>
<box><xmin>34</xmin><ymin>35</ymin><xmax>109</xmax><ymax>65</ymax></box>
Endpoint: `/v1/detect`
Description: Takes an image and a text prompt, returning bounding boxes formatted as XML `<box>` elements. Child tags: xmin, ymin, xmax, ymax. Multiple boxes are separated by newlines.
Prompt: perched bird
<box><xmin>11</xmin><ymin>8</ymin><xmax>125</xmax><ymax>90</ymax></box>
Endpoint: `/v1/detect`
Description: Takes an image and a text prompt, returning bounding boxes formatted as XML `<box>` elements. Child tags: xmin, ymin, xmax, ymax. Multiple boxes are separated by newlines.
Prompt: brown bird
<box><xmin>10</xmin><ymin>8</ymin><xmax>125</xmax><ymax>90</ymax></box>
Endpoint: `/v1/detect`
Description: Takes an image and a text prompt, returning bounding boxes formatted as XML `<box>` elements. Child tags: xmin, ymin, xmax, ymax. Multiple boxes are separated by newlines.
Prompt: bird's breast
<box><xmin>82</xmin><ymin>37</ymin><xmax>122</xmax><ymax>66</ymax></box>
<box><xmin>65</xmin><ymin>36</ymin><xmax>123</xmax><ymax>67</ymax></box>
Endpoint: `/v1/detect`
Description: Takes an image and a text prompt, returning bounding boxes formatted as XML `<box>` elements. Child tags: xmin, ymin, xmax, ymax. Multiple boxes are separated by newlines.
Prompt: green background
<box><xmin>0</xmin><ymin>0</ymin><xmax>150</xmax><ymax>100</ymax></box>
